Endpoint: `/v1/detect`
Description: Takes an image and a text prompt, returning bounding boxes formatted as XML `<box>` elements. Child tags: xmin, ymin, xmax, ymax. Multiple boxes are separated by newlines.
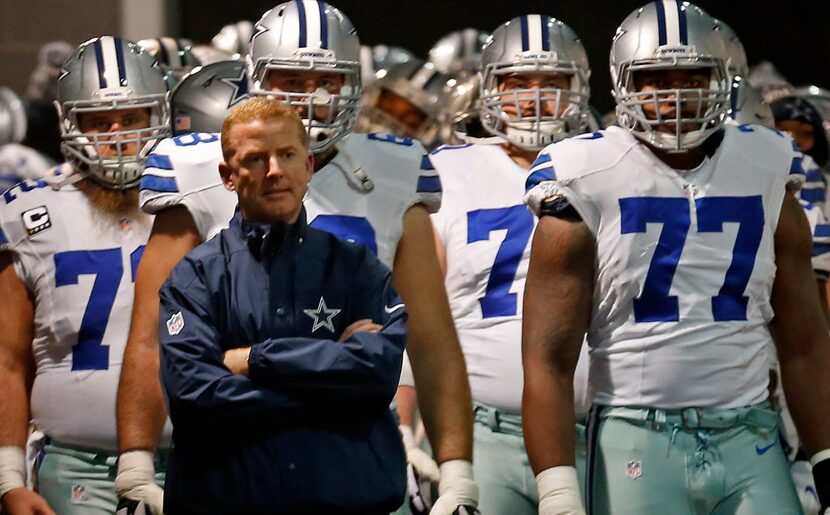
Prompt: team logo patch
<box><xmin>626</xmin><ymin>460</ymin><xmax>642</xmax><ymax>479</ymax></box>
<box><xmin>303</xmin><ymin>297</ymin><xmax>340</xmax><ymax>333</ymax></box>
<box><xmin>71</xmin><ymin>483</ymin><xmax>87</xmax><ymax>503</ymax></box>
<box><xmin>166</xmin><ymin>311</ymin><xmax>184</xmax><ymax>335</ymax></box>
<box><xmin>21</xmin><ymin>206</ymin><xmax>51</xmax><ymax>236</ymax></box>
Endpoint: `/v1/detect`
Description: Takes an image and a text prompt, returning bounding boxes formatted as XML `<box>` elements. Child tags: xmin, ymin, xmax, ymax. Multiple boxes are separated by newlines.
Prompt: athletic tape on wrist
<box><xmin>0</xmin><ymin>446</ymin><xmax>26</xmax><ymax>498</ymax></box>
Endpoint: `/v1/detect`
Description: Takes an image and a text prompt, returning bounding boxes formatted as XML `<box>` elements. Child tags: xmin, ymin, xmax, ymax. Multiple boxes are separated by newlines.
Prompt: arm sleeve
<box><xmin>158</xmin><ymin>262</ymin><xmax>307</xmax><ymax>432</ymax></box>
<box><xmin>247</xmin><ymin>248</ymin><xmax>407</xmax><ymax>408</ymax></box>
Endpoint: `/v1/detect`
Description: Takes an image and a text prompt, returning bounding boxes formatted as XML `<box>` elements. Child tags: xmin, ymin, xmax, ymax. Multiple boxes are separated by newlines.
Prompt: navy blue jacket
<box><xmin>158</xmin><ymin>209</ymin><xmax>407</xmax><ymax>514</ymax></box>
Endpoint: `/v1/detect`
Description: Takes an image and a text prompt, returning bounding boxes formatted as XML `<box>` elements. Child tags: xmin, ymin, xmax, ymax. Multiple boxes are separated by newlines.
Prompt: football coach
<box><xmin>157</xmin><ymin>97</ymin><xmax>407</xmax><ymax>514</ymax></box>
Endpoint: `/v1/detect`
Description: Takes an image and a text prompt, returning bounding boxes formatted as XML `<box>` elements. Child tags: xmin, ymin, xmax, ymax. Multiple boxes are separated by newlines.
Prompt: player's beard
<box><xmin>75</xmin><ymin>179</ymin><xmax>149</xmax><ymax>228</ymax></box>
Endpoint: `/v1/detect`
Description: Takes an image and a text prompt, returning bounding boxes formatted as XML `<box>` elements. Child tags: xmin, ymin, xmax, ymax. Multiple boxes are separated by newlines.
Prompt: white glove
<box><xmin>523</xmin><ymin>180</ymin><xmax>561</xmax><ymax>216</ymax></box>
<box><xmin>536</xmin><ymin>466</ymin><xmax>585</xmax><ymax>515</ymax></box>
<box><xmin>792</xmin><ymin>460</ymin><xmax>822</xmax><ymax>515</ymax></box>
<box><xmin>430</xmin><ymin>460</ymin><xmax>478</xmax><ymax>515</ymax></box>
<box><xmin>115</xmin><ymin>450</ymin><xmax>164</xmax><ymax>515</ymax></box>
<box><xmin>400</xmin><ymin>425</ymin><xmax>440</xmax><ymax>483</ymax></box>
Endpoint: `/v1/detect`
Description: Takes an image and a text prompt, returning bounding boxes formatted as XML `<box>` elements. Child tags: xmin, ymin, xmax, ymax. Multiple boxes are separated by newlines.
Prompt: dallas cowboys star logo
<box><xmin>220</xmin><ymin>65</ymin><xmax>249</xmax><ymax>108</ymax></box>
<box><xmin>303</xmin><ymin>297</ymin><xmax>341</xmax><ymax>333</ymax></box>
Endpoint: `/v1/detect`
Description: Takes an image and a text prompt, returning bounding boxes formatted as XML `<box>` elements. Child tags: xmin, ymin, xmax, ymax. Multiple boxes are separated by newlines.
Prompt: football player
<box><xmin>523</xmin><ymin>3</ymin><xmax>830</xmax><ymax>514</ymax></box>
<box><xmin>114</xmin><ymin>3</ymin><xmax>476</xmax><ymax>514</ymax></box>
<box><xmin>0</xmin><ymin>37</ymin><xmax>169</xmax><ymax>514</ymax></box>
<box><xmin>136</xmin><ymin>38</ymin><xmax>202</xmax><ymax>88</ymax></box>
<box><xmin>428</xmin><ymin>14</ymin><xmax>592</xmax><ymax>515</ymax></box>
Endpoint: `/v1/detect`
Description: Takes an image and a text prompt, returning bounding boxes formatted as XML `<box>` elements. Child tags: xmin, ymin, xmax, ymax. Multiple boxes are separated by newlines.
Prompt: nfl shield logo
<box><xmin>166</xmin><ymin>311</ymin><xmax>184</xmax><ymax>336</ymax></box>
<box><xmin>626</xmin><ymin>460</ymin><xmax>642</xmax><ymax>479</ymax></box>
<box><xmin>71</xmin><ymin>484</ymin><xmax>87</xmax><ymax>503</ymax></box>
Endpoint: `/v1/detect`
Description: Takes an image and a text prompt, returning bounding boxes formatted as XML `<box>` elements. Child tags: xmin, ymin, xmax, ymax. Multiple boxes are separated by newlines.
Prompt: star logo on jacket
<box><xmin>304</xmin><ymin>297</ymin><xmax>341</xmax><ymax>333</ymax></box>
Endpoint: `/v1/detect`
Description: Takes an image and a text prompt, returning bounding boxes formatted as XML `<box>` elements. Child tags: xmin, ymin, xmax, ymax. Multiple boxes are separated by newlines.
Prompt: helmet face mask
<box><xmin>248</xmin><ymin>1</ymin><xmax>362</xmax><ymax>153</ymax></box>
<box><xmin>480</xmin><ymin>15</ymin><xmax>591</xmax><ymax>151</ymax></box>
<box><xmin>610</xmin><ymin>2</ymin><xmax>730</xmax><ymax>153</ymax></box>
<box><xmin>57</xmin><ymin>36</ymin><xmax>170</xmax><ymax>189</ymax></box>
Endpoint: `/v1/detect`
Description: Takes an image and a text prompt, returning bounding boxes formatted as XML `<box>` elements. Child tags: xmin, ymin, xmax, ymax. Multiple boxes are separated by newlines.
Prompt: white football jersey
<box><xmin>797</xmin><ymin>153</ymin><xmax>826</xmax><ymax>212</ymax></box>
<box><xmin>0</xmin><ymin>143</ymin><xmax>54</xmax><ymax>192</ymax></box>
<box><xmin>430</xmin><ymin>143</ymin><xmax>534</xmax><ymax>413</ymax></box>
<box><xmin>531</xmin><ymin>125</ymin><xmax>804</xmax><ymax>409</ymax></box>
<box><xmin>0</xmin><ymin>169</ymin><xmax>152</xmax><ymax>450</ymax></box>
<box><xmin>140</xmin><ymin>131</ymin><xmax>440</xmax><ymax>269</ymax></box>
<box><xmin>431</xmin><ymin>143</ymin><xmax>591</xmax><ymax>415</ymax></box>
<box><xmin>801</xmin><ymin>199</ymin><xmax>830</xmax><ymax>277</ymax></box>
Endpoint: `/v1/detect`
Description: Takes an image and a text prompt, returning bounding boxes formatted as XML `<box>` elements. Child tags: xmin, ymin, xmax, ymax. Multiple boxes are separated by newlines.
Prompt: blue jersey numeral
<box><xmin>3</xmin><ymin>179</ymin><xmax>48</xmax><ymax>205</ymax></box>
<box><xmin>309</xmin><ymin>215</ymin><xmax>378</xmax><ymax>255</ymax></box>
<box><xmin>54</xmin><ymin>246</ymin><xmax>144</xmax><ymax>371</ymax></box>
<box><xmin>172</xmin><ymin>132</ymin><xmax>219</xmax><ymax>147</ymax></box>
<box><xmin>467</xmin><ymin>205</ymin><xmax>534</xmax><ymax>318</ymax></box>
<box><xmin>620</xmin><ymin>196</ymin><xmax>764</xmax><ymax>323</ymax></box>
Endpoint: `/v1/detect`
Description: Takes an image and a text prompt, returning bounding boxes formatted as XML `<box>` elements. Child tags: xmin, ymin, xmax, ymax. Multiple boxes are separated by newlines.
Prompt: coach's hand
<box><xmin>223</xmin><ymin>347</ymin><xmax>251</xmax><ymax>376</ymax></box>
<box><xmin>1</xmin><ymin>487</ymin><xmax>55</xmax><ymax>515</ymax></box>
<box><xmin>429</xmin><ymin>460</ymin><xmax>479</xmax><ymax>515</ymax></box>
<box><xmin>338</xmin><ymin>319</ymin><xmax>382</xmax><ymax>342</ymax></box>
<box><xmin>115</xmin><ymin>450</ymin><xmax>164</xmax><ymax>515</ymax></box>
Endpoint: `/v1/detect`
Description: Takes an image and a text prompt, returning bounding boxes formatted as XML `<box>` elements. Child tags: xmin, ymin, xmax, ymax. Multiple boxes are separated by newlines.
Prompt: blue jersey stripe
<box><xmin>815</xmin><ymin>224</ymin><xmax>830</xmax><ymax>238</ymax></box>
<box><xmin>540</xmin><ymin>16</ymin><xmax>550</xmax><ymax>51</ymax></box>
<box><xmin>805</xmin><ymin>169</ymin><xmax>824</xmax><ymax>182</ymax></box>
<box><xmin>114</xmin><ymin>37</ymin><xmax>127</xmax><ymax>87</ymax></box>
<box><xmin>676</xmin><ymin>1</ymin><xmax>688</xmax><ymax>44</ymax></box>
<box><xmin>801</xmin><ymin>188</ymin><xmax>826</xmax><ymax>203</ymax></box>
<box><xmin>0</xmin><ymin>228</ymin><xmax>8</xmax><ymax>245</ymax></box>
<box><xmin>525</xmin><ymin>167</ymin><xmax>556</xmax><ymax>192</ymax></box>
<box><xmin>420</xmin><ymin>155</ymin><xmax>434</xmax><ymax>170</ymax></box>
<box><xmin>145</xmin><ymin>154</ymin><xmax>174</xmax><ymax>170</ymax></box>
<box><xmin>531</xmin><ymin>152</ymin><xmax>552</xmax><ymax>167</ymax></box>
<box><xmin>520</xmin><ymin>16</ymin><xmax>530</xmax><ymax>51</ymax></box>
<box><xmin>791</xmin><ymin>157</ymin><xmax>805</xmax><ymax>175</ymax></box>
<box><xmin>295</xmin><ymin>0</ymin><xmax>308</xmax><ymax>48</ymax></box>
<box><xmin>813</xmin><ymin>243</ymin><xmax>830</xmax><ymax>257</ymax></box>
<box><xmin>140</xmin><ymin>175</ymin><xmax>179</xmax><ymax>193</ymax></box>
<box><xmin>654</xmin><ymin>0</ymin><xmax>668</xmax><ymax>46</ymax></box>
<box><xmin>93</xmin><ymin>39</ymin><xmax>107</xmax><ymax>89</ymax></box>
<box><xmin>318</xmin><ymin>1</ymin><xmax>328</xmax><ymax>49</ymax></box>
<box><xmin>416</xmin><ymin>175</ymin><xmax>442</xmax><ymax>193</ymax></box>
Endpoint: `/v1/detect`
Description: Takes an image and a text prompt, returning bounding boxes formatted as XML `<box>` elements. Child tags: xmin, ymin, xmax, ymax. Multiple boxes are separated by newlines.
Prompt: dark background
<box><xmin>179</xmin><ymin>0</ymin><xmax>830</xmax><ymax>113</ymax></box>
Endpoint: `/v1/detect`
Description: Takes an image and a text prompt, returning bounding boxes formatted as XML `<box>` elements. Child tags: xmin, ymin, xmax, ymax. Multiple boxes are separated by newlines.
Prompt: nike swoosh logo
<box><xmin>755</xmin><ymin>442</ymin><xmax>776</xmax><ymax>455</ymax></box>
<box><xmin>384</xmin><ymin>303</ymin><xmax>405</xmax><ymax>314</ymax></box>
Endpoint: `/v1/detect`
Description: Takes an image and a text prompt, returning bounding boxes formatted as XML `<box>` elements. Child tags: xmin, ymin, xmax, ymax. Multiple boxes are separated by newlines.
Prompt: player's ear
<box><xmin>218</xmin><ymin>161</ymin><xmax>236</xmax><ymax>191</ymax></box>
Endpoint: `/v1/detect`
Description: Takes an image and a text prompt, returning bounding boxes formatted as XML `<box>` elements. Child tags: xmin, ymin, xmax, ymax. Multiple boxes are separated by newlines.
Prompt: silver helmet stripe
<box><xmin>655</xmin><ymin>0</ymin><xmax>688</xmax><ymax>46</ymax></box>
<box><xmin>94</xmin><ymin>36</ymin><xmax>127</xmax><ymax>88</ymax></box>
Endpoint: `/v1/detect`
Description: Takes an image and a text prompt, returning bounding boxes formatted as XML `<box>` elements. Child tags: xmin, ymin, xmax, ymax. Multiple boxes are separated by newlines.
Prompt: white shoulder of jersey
<box><xmin>727</xmin><ymin>123</ymin><xmax>805</xmax><ymax>186</ymax></box>
<box><xmin>339</xmin><ymin>132</ymin><xmax>442</xmax><ymax>213</ymax></box>
<box><xmin>139</xmin><ymin>133</ymin><xmax>224</xmax><ymax>215</ymax></box>
<box><xmin>429</xmin><ymin>142</ymin><xmax>502</xmax><ymax>179</ymax></box>
<box><xmin>0</xmin><ymin>174</ymin><xmax>60</xmax><ymax>252</ymax></box>
<box><xmin>528</xmin><ymin>127</ymin><xmax>638</xmax><ymax>188</ymax></box>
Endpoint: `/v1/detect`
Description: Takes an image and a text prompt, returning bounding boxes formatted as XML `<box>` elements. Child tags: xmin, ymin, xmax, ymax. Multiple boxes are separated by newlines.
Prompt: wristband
<box><xmin>0</xmin><ymin>446</ymin><xmax>26</xmax><ymax>498</ymax></box>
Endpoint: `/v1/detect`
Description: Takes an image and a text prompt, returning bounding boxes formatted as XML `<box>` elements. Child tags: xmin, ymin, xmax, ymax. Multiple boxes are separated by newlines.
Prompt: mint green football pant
<box><xmin>472</xmin><ymin>403</ymin><xmax>587</xmax><ymax>515</ymax></box>
<box><xmin>585</xmin><ymin>402</ymin><xmax>801</xmax><ymax>515</ymax></box>
<box><xmin>35</xmin><ymin>439</ymin><xmax>166</xmax><ymax>515</ymax></box>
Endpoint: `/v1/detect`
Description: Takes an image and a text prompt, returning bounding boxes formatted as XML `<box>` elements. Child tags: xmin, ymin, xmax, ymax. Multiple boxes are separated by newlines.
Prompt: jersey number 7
<box><xmin>54</xmin><ymin>246</ymin><xmax>145</xmax><ymax>370</ymax></box>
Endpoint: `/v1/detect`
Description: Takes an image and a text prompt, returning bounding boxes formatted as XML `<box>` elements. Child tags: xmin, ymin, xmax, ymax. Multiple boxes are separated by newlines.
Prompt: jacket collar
<box><xmin>232</xmin><ymin>207</ymin><xmax>308</xmax><ymax>261</ymax></box>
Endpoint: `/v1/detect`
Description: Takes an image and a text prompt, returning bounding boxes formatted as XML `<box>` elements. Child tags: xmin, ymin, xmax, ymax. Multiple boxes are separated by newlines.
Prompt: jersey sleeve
<box><xmin>413</xmin><ymin>152</ymin><xmax>442</xmax><ymax>214</ymax></box>
<box><xmin>139</xmin><ymin>134</ymin><xmax>232</xmax><ymax>241</ymax></box>
<box><xmin>801</xmin><ymin>200</ymin><xmax>830</xmax><ymax>278</ymax></box>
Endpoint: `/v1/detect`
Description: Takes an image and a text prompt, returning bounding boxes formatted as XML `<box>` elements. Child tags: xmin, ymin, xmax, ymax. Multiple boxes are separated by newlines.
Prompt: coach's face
<box><xmin>219</xmin><ymin>118</ymin><xmax>313</xmax><ymax>225</ymax></box>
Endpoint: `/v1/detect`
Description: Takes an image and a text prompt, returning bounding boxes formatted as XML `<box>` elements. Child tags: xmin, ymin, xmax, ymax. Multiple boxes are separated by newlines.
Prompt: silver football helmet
<box><xmin>56</xmin><ymin>36</ymin><xmax>170</xmax><ymax>189</ymax></box>
<box><xmin>212</xmin><ymin>20</ymin><xmax>255</xmax><ymax>59</ymax></box>
<box><xmin>171</xmin><ymin>60</ymin><xmax>249</xmax><ymax>135</ymax></box>
<box><xmin>730</xmin><ymin>84</ymin><xmax>774</xmax><ymax>128</ymax></box>
<box><xmin>248</xmin><ymin>1</ymin><xmax>361</xmax><ymax>153</ymax></box>
<box><xmin>357</xmin><ymin>59</ymin><xmax>451</xmax><ymax>148</ymax></box>
<box><xmin>428</xmin><ymin>28</ymin><xmax>489</xmax><ymax>76</ymax></box>
<box><xmin>611</xmin><ymin>2</ymin><xmax>730</xmax><ymax>152</ymax></box>
<box><xmin>480</xmin><ymin>15</ymin><xmax>591</xmax><ymax>150</ymax></box>
<box><xmin>0</xmin><ymin>87</ymin><xmax>27</xmax><ymax>145</ymax></box>
<box><xmin>360</xmin><ymin>45</ymin><xmax>416</xmax><ymax>87</ymax></box>
<box><xmin>137</xmin><ymin>37</ymin><xmax>202</xmax><ymax>87</ymax></box>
